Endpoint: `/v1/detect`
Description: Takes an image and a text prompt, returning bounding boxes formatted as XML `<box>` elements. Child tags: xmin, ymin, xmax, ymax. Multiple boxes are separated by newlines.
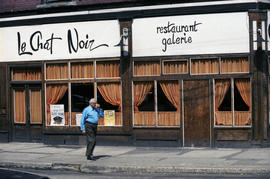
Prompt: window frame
<box><xmin>132</xmin><ymin>80</ymin><xmax>181</xmax><ymax>128</ymax></box>
<box><xmin>213</xmin><ymin>78</ymin><xmax>252</xmax><ymax>128</ymax></box>
<box><xmin>29</xmin><ymin>88</ymin><xmax>43</xmax><ymax>124</ymax></box>
<box><xmin>13</xmin><ymin>88</ymin><xmax>27</xmax><ymax>124</ymax></box>
<box><xmin>45</xmin><ymin>59</ymin><xmax>122</xmax><ymax>127</ymax></box>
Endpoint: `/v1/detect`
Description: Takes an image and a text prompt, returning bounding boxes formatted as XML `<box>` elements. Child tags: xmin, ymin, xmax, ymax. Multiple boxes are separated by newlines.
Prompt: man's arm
<box><xmin>80</xmin><ymin>109</ymin><xmax>87</xmax><ymax>133</ymax></box>
<box><xmin>96</xmin><ymin>104</ymin><xmax>104</xmax><ymax>117</ymax></box>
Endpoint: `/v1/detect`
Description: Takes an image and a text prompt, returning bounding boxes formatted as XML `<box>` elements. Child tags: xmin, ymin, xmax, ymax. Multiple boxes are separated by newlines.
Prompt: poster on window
<box><xmin>76</xmin><ymin>113</ymin><xmax>82</xmax><ymax>126</ymax></box>
<box><xmin>104</xmin><ymin>110</ymin><xmax>115</xmax><ymax>126</ymax></box>
<box><xmin>50</xmin><ymin>104</ymin><xmax>65</xmax><ymax>126</ymax></box>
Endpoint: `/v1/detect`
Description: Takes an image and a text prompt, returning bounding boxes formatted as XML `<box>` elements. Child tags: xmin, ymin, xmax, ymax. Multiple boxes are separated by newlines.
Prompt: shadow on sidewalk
<box><xmin>94</xmin><ymin>155</ymin><xmax>112</xmax><ymax>160</ymax></box>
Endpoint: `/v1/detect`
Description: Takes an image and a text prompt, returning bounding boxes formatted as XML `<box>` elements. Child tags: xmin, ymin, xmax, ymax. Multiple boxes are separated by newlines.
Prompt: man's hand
<box><xmin>82</xmin><ymin>130</ymin><xmax>86</xmax><ymax>134</ymax></box>
<box><xmin>96</xmin><ymin>103</ymin><xmax>100</xmax><ymax>108</ymax></box>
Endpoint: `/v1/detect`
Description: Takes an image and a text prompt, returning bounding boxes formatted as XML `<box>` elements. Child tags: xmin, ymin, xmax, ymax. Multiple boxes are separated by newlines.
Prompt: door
<box><xmin>183</xmin><ymin>80</ymin><xmax>210</xmax><ymax>147</ymax></box>
<box><xmin>11</xmin><ymin>85</ymin><xmax>43</xmax><ymax>142</ymax></box>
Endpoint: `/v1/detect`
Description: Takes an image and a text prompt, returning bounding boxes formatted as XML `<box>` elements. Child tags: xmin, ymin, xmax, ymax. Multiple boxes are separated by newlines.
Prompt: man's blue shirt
<box><xmin>80</xmin><ymin>105</ymin><xmax>104</xmax><ymax>131</ymax></box>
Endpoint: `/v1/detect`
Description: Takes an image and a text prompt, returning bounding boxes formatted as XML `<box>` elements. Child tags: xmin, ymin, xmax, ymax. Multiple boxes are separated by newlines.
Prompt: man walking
<box><xmin>81</xmin><ymin>98</ymin><xmax>104</xmax><ymax>160</ymax></box>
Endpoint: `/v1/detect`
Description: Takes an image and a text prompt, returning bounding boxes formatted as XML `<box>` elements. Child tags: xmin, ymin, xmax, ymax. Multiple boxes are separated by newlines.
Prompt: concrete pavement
<box><xmin>0</xmin><ymin>142</ymin><xmax>270</xmax><ymax>175</ymax></box>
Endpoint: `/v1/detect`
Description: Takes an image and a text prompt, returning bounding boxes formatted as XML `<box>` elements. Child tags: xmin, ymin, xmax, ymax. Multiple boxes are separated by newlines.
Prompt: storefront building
<box><xmin>0</xmin><ymin>0</ymin><xmax>269</xmax><ymax>147</ymax></box>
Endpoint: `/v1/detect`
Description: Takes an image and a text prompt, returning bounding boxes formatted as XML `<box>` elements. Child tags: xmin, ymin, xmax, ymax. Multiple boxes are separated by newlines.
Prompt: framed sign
<box><xmin>0</xmin><ymin>20</ymin><xmax>120</xmax><ymax>62</ymax></box>
<box><xmin>76</xmin><ymin>113</ymin><xmax>82</xmax><ymax>126</ymax></box>
<box><xmin>133</xmin><ymin>12</ymin><xmax>249</xmax><ymax>56</ymax></box>
<box><xmin>50</xmin><ymin>104</ymin><xmax>65</xmax><ymax>126</ymax></box>
<box><xmin>104</xmin><ymin>110</ymin><xmax>115</xmax><ymax>126</ymax></box>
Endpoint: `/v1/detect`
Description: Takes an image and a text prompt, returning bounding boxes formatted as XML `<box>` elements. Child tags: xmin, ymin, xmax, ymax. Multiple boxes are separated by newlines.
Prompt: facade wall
<box><xmin>0</xmin><ymin>0</ymin><xmax>269</xmax><ymax>147</ymax></box>
<box><xmin>0</xmin><ymin>0</ymin><xmax>40</xmax><ymax>13</ymax></box>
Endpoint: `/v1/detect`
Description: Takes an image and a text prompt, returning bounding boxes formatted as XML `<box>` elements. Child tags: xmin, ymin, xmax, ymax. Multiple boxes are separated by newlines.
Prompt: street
<box><xmin>1</xmin><ymin>168</ymin><xmax>270</xmax><ymax>179</ymax></box>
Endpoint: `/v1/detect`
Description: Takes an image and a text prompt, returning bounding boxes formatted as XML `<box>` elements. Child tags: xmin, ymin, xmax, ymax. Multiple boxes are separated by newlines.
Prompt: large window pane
<box><xmin>214</xmin><ymin>79</ymin><xmax>251</xmax><ymax>127</ymax></box>
<box><xmin>30</xmin><ymin>89</ymin><xmax>42</xmax><ymax>124</ymax></box>
<box><xmin>157</xmin><ymin>81</ymin><xmax>180</xmax><ymax>126</ymax></box>
<box><xmin>234</xmin><ymin>79</ymin><xmax>251</xmax><ymax>126</ymax></box>
<box><xmin>46</xmin><ymin>84</ymin><xmax>69</xmax><ymax>126</ymax></box>
<box><xmin>133</xmin><ymin>81</ymin><xmax>155</xmax><ymax>126</ymax></box>
<box><xmin>138</xmin><ymin>86</ymin><xmax>154</xmax><ymax>111</ymax></box>
<box><xmin>13</xmin><ymin>89</ymin><xmax>26</xmax><ymax>124</ymax></box>
<box><xmin>215</xmin><ymin>79</ymin><xmax>232</xmax><ymax>126</ymax></box>
<box><xmin>157</xmin><ymin>83</ymin><xmax>177</xmax><ymax>111</ymax></box>
<box><xmin>97</xmin><ymin>83</ymin><xmax>122</xmax><ymax>126</ymax></box>
<box><xmin>71</xmin><ymin>83</ymin><xmax>94</xmax><ymax>126</ymax></box>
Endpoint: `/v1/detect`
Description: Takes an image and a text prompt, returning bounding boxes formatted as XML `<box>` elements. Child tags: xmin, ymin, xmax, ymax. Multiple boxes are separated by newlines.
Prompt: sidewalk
<box><xmin>0</xmin><ymin>142</ymin><xmax>270</xmax><ymax>175</ymax></box>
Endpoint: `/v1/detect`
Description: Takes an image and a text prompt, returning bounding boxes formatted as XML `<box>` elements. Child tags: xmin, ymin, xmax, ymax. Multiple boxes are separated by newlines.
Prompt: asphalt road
<box><xmin>1</xmin><ymin>168</ymin><xmax>270</xmax><ymax>179</ymax></box>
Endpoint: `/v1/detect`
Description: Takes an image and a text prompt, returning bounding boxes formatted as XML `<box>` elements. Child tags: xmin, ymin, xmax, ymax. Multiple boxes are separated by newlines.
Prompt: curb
<box><xmin>1</xmin><ymin>162</ymin><xmax>270</xmax><ymax>175</ymax></box>
<box><xmin>79</xmin><ymin>165</ymin><xmax>270</xmax><ymax>175</ymax></box>
<box><xmin>0</xmin><ymin>162</ymin><xmax>52</xmax><ymax>170</ymax></box>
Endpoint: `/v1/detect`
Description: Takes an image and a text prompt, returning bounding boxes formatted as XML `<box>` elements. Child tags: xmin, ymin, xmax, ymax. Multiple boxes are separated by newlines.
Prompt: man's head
<box><xmin>89</xmin><ymin>98</ymin><xmax>97</xmax><ymax>108</ymax></box>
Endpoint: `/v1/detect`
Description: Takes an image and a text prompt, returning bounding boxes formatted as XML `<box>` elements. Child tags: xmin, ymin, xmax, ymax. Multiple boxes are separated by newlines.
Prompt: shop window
<box><xmin>133</xmin><ymin>81</ymin><xmax>180</xmax><ymax>127</ymax></box>
<box><xmin>163</xmin><ymin>60</ymin><xmax>188</xmax><ymax>74</ymax></box>
<box><xmin>71</xmin><ymin>83</ymin><xmax>94</xmax><ymax>126</ymax></box>
<box><xmin>45</xmin><ymin>60</ymin><xmax>121</xmax><ymax>127</ymax></box>
<box><xmin>221</xmin><ymin>57</ymin><xmax>249</xmax><ymax>73</ymax></box>
<box><xmin>46</xmin><ymin>63</ymin><xmax>68</xmax><ymax>80</ymax></box>
<box><xmin>133</xmin><ymin>81</ymin><xmax>155</xmax><ymax>126</ymax></box>
<box><xmin>97</xmin><ymin>82</ymin><xmax>122</xmax><ymax>126</ymax></box>
<box><xmin>133</xmin><ymin>61</ymin><xmax>161</xmax><ymax>76</ymax></box>
<box><xmin>13</xmin><ymin>89</ymin><xmax>26</xmax><ymax>124</ymax></box>
<box><xmin>12</xmin><ymin>67</ymin><xmax>41</xmax><ymax>81</ymax></box>
<box><xmin>46</xmin><ymin>84</ymin><xmax>69</xmax><ymax>126</ymax></box>
<box><xmin>215</xmin><ymin>78</ymin><xmax>251</xmax><ymax>127</ymax></box>
<box><xmin>29</xmin><ymin>89</ymin><xmax>42</xmax><ymax>124</ymax></box>
<box><xmin>71</xmin><ymin>62</ymin><xmax>94</xmax><ymax>79</ymax></box>
<box><xmin>191</xmin><ymin>58</ymin><xmax>219</xmax><ymax>75</ymax></box>
<box><xmin>96</xmin><ymin>60</ymin><xmax>120</xmax><ymax>78</ymax></box>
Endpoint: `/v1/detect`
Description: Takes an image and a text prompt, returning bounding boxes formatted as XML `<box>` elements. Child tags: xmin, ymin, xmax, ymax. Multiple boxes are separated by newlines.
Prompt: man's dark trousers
<box><xmin>85</xmin><ymin>122</ymin><xmax>97</xmax><ymax>157</ymax></box>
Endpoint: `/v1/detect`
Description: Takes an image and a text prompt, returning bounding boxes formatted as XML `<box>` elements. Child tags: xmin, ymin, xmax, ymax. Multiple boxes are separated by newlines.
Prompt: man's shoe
<box><xmin>87</xmin><ymin>155</ymin><xmax>96</xmax><ymax>160</ymax></box>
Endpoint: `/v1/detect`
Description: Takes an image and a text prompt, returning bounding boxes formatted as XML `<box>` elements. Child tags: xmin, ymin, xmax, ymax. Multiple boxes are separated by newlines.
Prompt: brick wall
<box><xmin>77</xmin><ymin>0</ymin><xmax>140</xmax><ymax>6</ymax></box>
<box><xmin>0</xmin><ymin>0</ymin><xmax>40</xmax><ymax>13</ymax></box>
<box><xmin>0</xmin><ymin>0</ymin><xmax>147</xmax><ymax>13</ymax></box>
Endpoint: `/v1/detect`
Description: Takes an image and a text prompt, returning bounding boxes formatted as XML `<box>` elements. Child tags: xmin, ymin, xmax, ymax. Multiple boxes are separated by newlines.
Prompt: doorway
<box><xmin>183</xmin><ymin>80</ymin><xmax>210</xmax><ymax>147</ymax></box>
<box><xmin>11</xmin><ymin>84</ymin><xmax>43</xmax><ymax>142</ymax></box>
